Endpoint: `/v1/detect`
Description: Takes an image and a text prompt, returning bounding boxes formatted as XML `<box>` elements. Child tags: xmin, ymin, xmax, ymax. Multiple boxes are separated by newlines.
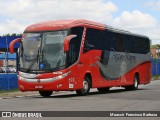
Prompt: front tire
<box><xmin>125</xmin><ymin>75</ymin><xmax>139</xmax><ymax>90</ymax></box>
<box><xmin>76</xmin><ymin>76</ymin><xmax>91</xmax><ymax>96</ymax></box>
<box><xmin>39</xmin><ymin>91</ymin><xmax>53</xmax><ymax>97</ymax></box>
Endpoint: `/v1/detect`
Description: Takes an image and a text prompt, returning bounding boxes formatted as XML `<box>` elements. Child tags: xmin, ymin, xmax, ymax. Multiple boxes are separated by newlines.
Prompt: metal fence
<box><xmin>0</xmin><ymin>73</ymin><xmax>18</xmax><ymax>90</ymax></box>
<box><xmin>151</xmin><ymin>59</ymin><xmax>160</xmax><ymax>75</ymax></box>
<box><xmin>0</xmin><ymin>36</ymin><xmax>20</xmax><ymax>90</ymax></box>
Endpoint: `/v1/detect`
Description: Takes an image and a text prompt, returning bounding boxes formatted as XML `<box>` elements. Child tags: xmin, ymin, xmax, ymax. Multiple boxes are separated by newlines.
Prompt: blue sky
<box><xmin>111</xmin><ymin>0</ymin><xmax>160</xmax><ymax>44</ymax></box>
<box><xmin>111</xmin><ymin>0</ymin><xmax>160</xmax><ymax>19</ymax></box>
<box><xmin>0</xmin><ymin>0</ymin><xmax>159</xmax><ymax>44</ymax></box>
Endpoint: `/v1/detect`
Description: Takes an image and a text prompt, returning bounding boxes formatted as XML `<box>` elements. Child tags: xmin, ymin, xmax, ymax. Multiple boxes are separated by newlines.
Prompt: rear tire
<box><xmin>76</xmin><ymin>76</ymin><xmax>91</xmax><ymax>96</ymax></box>
<box><xmin>97</xmin><ymin>87</ymin><xmax>110</xmax><ymax>93</ymax></box>
<box><xmin>125</xmin><ymin>75</ymin><xmax>139</xmax><ymax>90</ymax></box>
<box><xmin>39</xmin><ymin>91</ymin><xmax>53</xmax><ymax>97</ymax></box>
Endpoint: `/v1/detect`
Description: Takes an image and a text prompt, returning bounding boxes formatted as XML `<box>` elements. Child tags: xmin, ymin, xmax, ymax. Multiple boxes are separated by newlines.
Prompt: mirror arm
<box><xmin>64</xmin><ymin>35</ymin><xmax>77</xmax><ymax>52</ymax></box>
<box><xmin>9</xmin><ymin>38</ymin><xmax>21</xmax><ymax>54</ymax></box>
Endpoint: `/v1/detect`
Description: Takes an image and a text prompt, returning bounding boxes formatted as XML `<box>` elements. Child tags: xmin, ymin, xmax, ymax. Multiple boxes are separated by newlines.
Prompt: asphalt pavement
<box><xmin>0</xmin><ymin>80</ymin><xmax>160</xmax><ymax>120</ymax></box>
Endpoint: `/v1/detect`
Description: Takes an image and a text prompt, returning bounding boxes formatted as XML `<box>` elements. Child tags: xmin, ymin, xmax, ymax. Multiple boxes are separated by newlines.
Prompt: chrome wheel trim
<box><xmin>134</xmin><ymin>77</ymin><xmax>138</xmax><ymax>88</ymax></box>
<box><xmin>83</xmin><ymin>81</ymin><xmax>89</xmax><ymax>92</ymax></box>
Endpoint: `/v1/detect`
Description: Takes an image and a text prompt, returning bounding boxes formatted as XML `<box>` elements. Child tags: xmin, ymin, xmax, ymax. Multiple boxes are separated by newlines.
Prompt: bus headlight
<box><xmin>19</xmin><ymin>72</ymin><xmax>37</xmax><ymax>78</ymax></box>
<box><xmin>52</xmin><ymin>71</ymin><xmax>71</xmax><ymax>81</ymax></box>
<box><xmin>18</xmin><ymin>71</ymin><xmax>71</xmax><ymax>83</ymax></box>
<box><xmin>19</xmin><ymin>76</ymin><xmax>26</xmax><ymax>81</ymax></box>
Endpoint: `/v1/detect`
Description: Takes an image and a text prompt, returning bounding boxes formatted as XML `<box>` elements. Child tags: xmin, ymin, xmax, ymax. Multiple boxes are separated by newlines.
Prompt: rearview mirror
<box><xmin>64</xmin><ymin>35</ymin><xmax>77</xmax><ymax>52</ymax></box>
<box><xmin>9</xmin><ymin>38</ymin><xmax>21</xmax><ymax>54</ymax></box>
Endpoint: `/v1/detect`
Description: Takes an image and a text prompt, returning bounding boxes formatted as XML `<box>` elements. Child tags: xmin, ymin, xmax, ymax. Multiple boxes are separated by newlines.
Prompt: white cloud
<box><xmin>112</xmin><ymin>10</ymin><xmax>160</xmax><ymax>44</ymax></box>
<box><xmin>0</xmin><ymin>0</ymin><xmax>159</xmax><ymax>44</ymax></box>
<box><xmin>0</xmin><ymin>0</ymin><xmax>117</xmax><ymax>21</ymax></box>
<box><xmin>144</xmin><ymin>0</ymin><xmax>160</xmax><ymax>11</ymax></box>
<box><xmin>0</xmin><ymin>20</ymin><xmax>26</xmax><ymax>35</ymax></box>
<box><xmin>0</xmin><ymin>0</ymin><xmax>117</xmax><ymax>35</ymax></box>
<box><xmin>113</xmin><ymin>10</ymin><xmax>157</xmax><ymax>29</ymax></box>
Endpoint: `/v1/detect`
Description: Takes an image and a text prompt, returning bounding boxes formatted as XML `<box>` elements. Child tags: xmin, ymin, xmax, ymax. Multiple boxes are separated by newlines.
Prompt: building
<box><xmin>151</xmin><ymin>48</ymin><xmax>156</xmax><ymax>58</ymax></box>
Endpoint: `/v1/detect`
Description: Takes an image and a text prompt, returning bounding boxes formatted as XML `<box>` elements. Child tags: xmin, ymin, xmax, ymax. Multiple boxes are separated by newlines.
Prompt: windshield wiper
<box><xmin>26</xmin><ymin>47</ymin><xmax>40</xmax><ymax>73</ymax></box>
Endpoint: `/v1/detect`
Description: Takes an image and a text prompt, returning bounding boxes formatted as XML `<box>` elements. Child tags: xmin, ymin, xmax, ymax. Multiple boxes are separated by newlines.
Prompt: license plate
<box><xmin>35</xmin><ymin>85</ymin><xmax>43</xmax><ymax>89</ymax></box>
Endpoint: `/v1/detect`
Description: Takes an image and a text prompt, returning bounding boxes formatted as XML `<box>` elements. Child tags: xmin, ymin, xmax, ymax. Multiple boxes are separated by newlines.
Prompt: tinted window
<box><xmin>84</xmin><ymin>28</ymin><xmax>150</xmax><ymax>54</ymax></box>
<box><xmin>124</xmin><ymin>35</ymin><xmax>150</xmax><ymax>54</ymax></box>
<box><xmin>67</xmin><ymin>27</ymin><xmax>84</xmax><ymax>66</ymax></box>
<box><xmin>84</xmin><ymin>28</ymin><xmax>106</xmax><ymax>53</ymax></box>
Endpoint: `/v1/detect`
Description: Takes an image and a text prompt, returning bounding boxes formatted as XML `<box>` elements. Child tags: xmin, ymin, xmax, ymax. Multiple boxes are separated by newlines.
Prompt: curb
<box><xmin>0</xmin><ymin>94</ymin><xmax>39</xmax><ymax>100</ymax></box>
<box><xmin>0</xmin><ymin>92</ymin><xmax>62</xmax><ymax>100</ymax></box>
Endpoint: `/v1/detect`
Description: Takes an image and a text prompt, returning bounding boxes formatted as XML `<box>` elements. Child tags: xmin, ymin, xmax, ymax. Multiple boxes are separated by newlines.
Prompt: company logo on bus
<box><xmin>40</xmin><ymin>63</ymin><xmax>44</xmax><ymax>69</ymax></box>
<box><xmin>37</xmin><ymin>79</ymin><xmax>40</xmax><ymax>83</ymax></box>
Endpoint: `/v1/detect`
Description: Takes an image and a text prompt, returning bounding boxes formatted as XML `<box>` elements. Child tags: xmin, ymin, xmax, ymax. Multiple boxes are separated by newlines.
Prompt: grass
<box><xmin>0</xmin><ymin>89</ymin><xmax>19</xmax><ymax>94</ymax></box>
<box><xmin>152</xmin><ymin>75</ymin><xmax>160</xmax><ymax>80</ymax></box>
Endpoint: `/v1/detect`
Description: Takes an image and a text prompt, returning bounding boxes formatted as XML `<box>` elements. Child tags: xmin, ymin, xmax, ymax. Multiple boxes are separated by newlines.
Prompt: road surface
<box><xmin>0</xmin><ymin>80</ymin><xmax>160</xmax><ymax>120</ymax></box>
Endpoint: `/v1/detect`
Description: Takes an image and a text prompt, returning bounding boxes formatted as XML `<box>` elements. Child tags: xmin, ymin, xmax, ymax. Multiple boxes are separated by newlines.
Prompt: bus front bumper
<box><xmin>18</xmin><ymin>76</ymin><xmax>82</xmax><ymax>91</ymax></box>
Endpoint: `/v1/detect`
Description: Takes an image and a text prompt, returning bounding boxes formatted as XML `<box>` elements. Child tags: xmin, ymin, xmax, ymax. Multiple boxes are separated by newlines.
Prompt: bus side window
<box><xmin>124</xmin><ymin>35</ymin><xmax>131</xmax><ymax>52</ymax></box>
<box><xmin>108</xmin><ymin>31</ymin><xmax>116</xmax><ymax>52</ymax></box>
<box><xmin>84</xmin><ymin>28</ymin><xmax>96</xmax><ymax>53</ymax></box>
<box><xmin>116</xmin><ymin>33</ymin><xmax>124</xmax><ymax>52</ymax></box>
<box><xmin>84</xmin><ymin>28</ymin><xmax>106</xmax><ymax>53</ymax></box>
<box><xmin>67</xmin><ymin>27</ymin><xmax>84</xmax><ymax>67</ymax></box>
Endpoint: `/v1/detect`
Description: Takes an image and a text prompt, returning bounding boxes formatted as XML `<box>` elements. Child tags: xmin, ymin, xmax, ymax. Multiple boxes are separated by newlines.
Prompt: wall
<box><xmin>151</xmin><ymin>59</ymin><xmax>160</xmax><ymax>75</ymax></box>
<box><xmin>0</xmin><ymin>74</ymin><xmax>18</xmax><ymax>90</ymax></box>
<box><xmin>0</xmin><ymin>36</ymin><xmax>20</xmax><ymax>90</ymax></box>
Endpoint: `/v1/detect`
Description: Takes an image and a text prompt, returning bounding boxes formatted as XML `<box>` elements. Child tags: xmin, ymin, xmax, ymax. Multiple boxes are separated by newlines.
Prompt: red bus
<box><xmin>10</xmin><ymin>19</ymin><xmax>151</xmax><ymax>97</ymax></box>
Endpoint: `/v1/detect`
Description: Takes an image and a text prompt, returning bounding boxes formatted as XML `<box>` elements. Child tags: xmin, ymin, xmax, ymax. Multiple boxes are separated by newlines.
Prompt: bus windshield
<box><xmin>20</xmin><ymin>30</ymin><xmax>68</xmax><ymax>72</ymax></box>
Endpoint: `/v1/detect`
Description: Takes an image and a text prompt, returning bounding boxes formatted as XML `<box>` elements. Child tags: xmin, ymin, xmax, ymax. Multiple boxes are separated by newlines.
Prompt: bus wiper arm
<box><xmin>27</xmin><ymin>47</ymin><xmax>40</xmax><ymax>72</ymax></box>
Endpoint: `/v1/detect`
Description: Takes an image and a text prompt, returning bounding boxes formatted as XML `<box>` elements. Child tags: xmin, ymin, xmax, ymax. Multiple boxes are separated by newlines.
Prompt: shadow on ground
<box><xmin>34</xmin><ymin>88</ymin><xmax>149</xmax><ymax>99</ymax></box>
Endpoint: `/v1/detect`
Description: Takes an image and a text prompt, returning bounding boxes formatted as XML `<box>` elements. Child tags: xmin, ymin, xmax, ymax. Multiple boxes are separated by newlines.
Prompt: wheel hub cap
<box><xmin>83</xmin><ymin>81</ymin><xmax>88</xmax><ymax>92</ymax></box>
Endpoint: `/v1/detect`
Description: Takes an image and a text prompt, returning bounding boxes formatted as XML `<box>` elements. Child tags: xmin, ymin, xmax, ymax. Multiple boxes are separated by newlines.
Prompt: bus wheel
<box><xmin>39</xmin><ymin>91</ymin><xmax>53</xmax><ymax>97</ymax></box>
<box><xmin>76</xmin><ymin>76</ymin><xmax>91</xmax><ymax>96</ymax></box>
<box><xmin>125</xmin><ymin>75</ymin><xmax>139</xmax><ymax>90</ymax></box>
<box><xmin>97</xmin><ymin>87</ymin><xmax>110</xmax><ymax>93</ymax></box>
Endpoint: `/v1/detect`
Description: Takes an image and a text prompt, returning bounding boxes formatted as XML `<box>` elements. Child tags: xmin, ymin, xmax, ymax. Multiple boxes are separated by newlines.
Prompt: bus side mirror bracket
<box><xmin>9</xmin><ymin>38</ymin><xmax>21</xmax><ymax>54</ymax></box>
<box><xmin>64</xmin><ymin>35</ymin><xmax>77</xmax><ymax>52</ymax></box>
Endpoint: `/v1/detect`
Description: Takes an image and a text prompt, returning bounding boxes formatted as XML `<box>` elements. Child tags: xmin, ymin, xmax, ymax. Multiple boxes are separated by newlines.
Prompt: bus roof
<box><xmin>25</xmin><ymin>19</ymin><xmax>149</xmax><ymax>39</ymax></box>
<box><xmin>25</xmin><ymin>19</ymin><xmax>105</xmax><ymax>32</ymax></box>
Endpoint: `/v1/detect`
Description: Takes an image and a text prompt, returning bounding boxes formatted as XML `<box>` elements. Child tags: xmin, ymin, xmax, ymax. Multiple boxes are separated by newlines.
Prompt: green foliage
<box><xmin>0</xmin><ymin>89</ymin><xmax>19</xmax><ymax>94</ymax></box>
<box><xmin>151</xmin><ymin>45</ymin><xmax>157</xmax><ymax>48</ymax></box>
<box><xmin>152</xmin><ymin>75</ymin><xmax>160</xmax><ymax>80</ymax></box>
<box><xmin>11</xmin><ymin>33</ymin><xmax>17</xmax><ymax>36</ymax></box>
<box><xmin>151</xmin><ymin>44</ymin><xmax>160</xmax><ymax>49</ymax></box>
<box><xmin>0</xmin><ymin>33</ymin><xmax>22</xmax><ymax>37</ymax></box>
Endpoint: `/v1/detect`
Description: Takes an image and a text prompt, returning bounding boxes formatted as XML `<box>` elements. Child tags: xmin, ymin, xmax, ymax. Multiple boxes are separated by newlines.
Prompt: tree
<box><xmin>11</xmin><ymin>33</ymin><xmax>17</xmax><ymax>36</ymax></box>
<box><xmin>156</xmin><ymin>44</ymin><xmax>160</xmax><ymax>59</ymax></box>
<box><xmin>0</xmin><ymin>33</ymin><xmax>22</xmax><ymax>37</ymax></box>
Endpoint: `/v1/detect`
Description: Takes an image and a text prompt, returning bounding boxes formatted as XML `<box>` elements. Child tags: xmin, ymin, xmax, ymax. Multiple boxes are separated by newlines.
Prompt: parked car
<box><xmin>0</xmin><ymin>67</ymin><xmax>4</xmax><ymax>73</ymax></box>
<box><xmin>0</xmin><ymin>67</ymin><xmax>16</xmax><ymax>73</ymax></box>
